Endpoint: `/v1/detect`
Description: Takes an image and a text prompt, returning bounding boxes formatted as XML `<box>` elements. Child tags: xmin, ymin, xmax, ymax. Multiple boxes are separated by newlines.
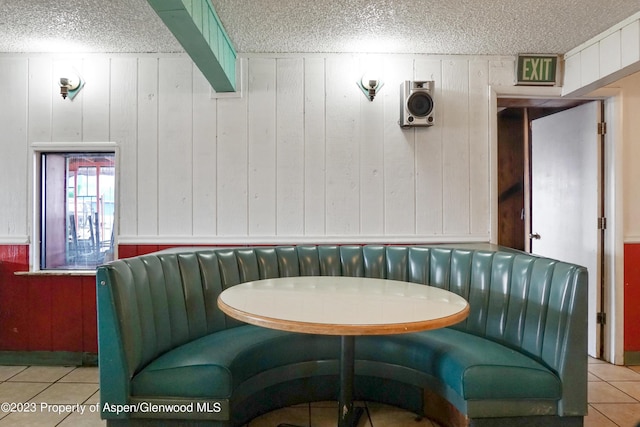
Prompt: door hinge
<box><xmin>598</xmin><ymin>217</ymin><xmax>607</xmax><ymax>230</ymax></box>
<box><xmin>598</xmin><ymin>122</ymin><xmax>607</xmax><ymax>135</ymax></box>
<box><xmin>597</xmin><ymin>312</ymin><xmax>607</xmax><ymax>325</ymax></box>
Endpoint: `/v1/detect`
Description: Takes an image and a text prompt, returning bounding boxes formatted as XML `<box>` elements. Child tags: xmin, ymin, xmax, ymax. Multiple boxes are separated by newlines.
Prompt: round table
<box><xmin>217</xmin><ymin>276</ymin><xmax>469</xmax><ymax>427</ymax></box>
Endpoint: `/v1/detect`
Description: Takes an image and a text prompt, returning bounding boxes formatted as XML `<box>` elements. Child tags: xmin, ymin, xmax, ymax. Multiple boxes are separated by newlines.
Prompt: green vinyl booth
<box><xmin>97</xmin><ymin>244</ymin><xmax>587</xmax><ymax>427</ymax></box>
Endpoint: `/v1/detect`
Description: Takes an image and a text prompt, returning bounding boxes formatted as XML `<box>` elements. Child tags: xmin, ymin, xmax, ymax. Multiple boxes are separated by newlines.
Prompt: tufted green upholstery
<box><xmin>97</xmin><ymin>245</ymin><xmax>587</xmax><ymax>427</ymax></box>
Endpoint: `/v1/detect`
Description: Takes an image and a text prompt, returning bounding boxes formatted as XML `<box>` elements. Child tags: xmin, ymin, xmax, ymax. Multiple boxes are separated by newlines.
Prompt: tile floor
<box><xmin>0</xmin><ymin>358</ymin><xmax>637</xmax><ymax>426</ymax></box>
<box><xmin>586</xmin><ymin>357</ymin><xmax>640</xmax><ymax>427</ymax></box>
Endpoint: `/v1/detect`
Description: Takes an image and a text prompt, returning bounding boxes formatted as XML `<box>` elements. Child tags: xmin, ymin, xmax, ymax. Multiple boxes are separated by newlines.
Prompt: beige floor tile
<box><xmin>589</xmin><ymin>382</ymin><xmax>637</xmax><ymax>403</ymax></box>
<box><xmin>0</xmin><ymin>407</ymin><xmax>67</xmax><ymax>426</ymax></box>
<box><xmin>30</xmin><ymin>383</ymin><xmax>99</xmax><ymax>405</ymax></box>
<box><xmin>0</xmin><ymin>382</ymin><xmax>50</xmax><ymax>407</ymax></box>
<box><xmin>8</xmin><ymin>366</ymin><xmax>74</xmax><ymax>383</ymax></box>
<box><xmin>58</xmin><ymin>368</ymin><xmax>99</xmax><ymax>384</ymax></box>
<box><xmin>8</xmin><ymin>359</ymin><xmax>640</xmax><ymax>427</ymax></box>
<box><xmin>610</xmin><ymin>381</ymin><xmax>640</xmax><ymax>402</ymax></box>
<box><xmin>83</xmin><ymin>390</ymin><xmax>100</xmax><ymax>405</ymax></box>
<box><xmin>367</xmin><ymin>402</ymin><xmax>439</xmax><ymax>427</ymax></box>
<box><xmin>591</xmin><ymin>403</ymin><xmax>640</xmax><ymax>427</ymax></box>
<box><xmin>58</xmin><ymin>408</ymin><xmax>106</xmax><ymax>426</ymax></box>
<box><xmin>589</xmin><ymin>363</ymin><xmax>640</xmax><ymax>382</ymax></box>
<box><xmin>584</xmin><ymin>405</ymin><xmax>619</xmax><ymax>427</ymax></box>
<box><xmin>588</xmin><ymin>372</ymin><xmax>601</xmax><ymax>382</ymax></box>
<box><xmin>311</xmin><ymin>405</ymin><xmax>371</xmax><ymax>427</ymax></box>
<box><xmin>248</xmin><ymin>405</ymin><xmax>309</xmax><ymax>427</ymax></box>
<box><xmin>0</xmin><ymin>366</ymin><xmax>27</xmax><ymax>382</ymax></box>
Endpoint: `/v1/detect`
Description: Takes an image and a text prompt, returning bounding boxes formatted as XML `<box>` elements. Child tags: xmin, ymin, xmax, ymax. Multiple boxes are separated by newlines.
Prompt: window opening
<box><xmin>40</xmin><ymin>152</ymin><xmax>115</xmax><ymax>270</ymax></box>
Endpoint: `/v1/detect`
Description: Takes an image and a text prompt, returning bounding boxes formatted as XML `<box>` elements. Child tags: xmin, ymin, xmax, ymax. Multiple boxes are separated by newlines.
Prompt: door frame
<box><xmin>529</xmin><ymin>100</ymin><xmax>603</xmax><ymax>358</ymax></box>
<box><xmin>489</xmin><ymin>85</ymin><xmax>624</xmax><ymax>364</ymax></box>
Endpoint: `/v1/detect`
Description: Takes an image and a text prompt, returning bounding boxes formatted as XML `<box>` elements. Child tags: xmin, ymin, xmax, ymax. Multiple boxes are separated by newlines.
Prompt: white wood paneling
<box><xmin>325</xmin><ymin>56</ymin><xmax>360</xmax><ymax>235</ymax></box>
<box><xmin>488</xmin><ymin>58</ymin><xmax>516</xmax><ymax>87</ymax></box>
<box><xmin>137</xmin><ymin>57</ymin><xmax>160</xmax><ymax>236</ymax></box>
<box><xmin>600</xmin><ymin>32</ymin><xmax>622</xmax><ymax>78</ymax></box>
<box><xmin>303</xmin><ymin>57</ymin><xmax>327</xmax><ymax>236</ymax></box>
<box><xmin>247</xmin><ymin>57</ymin><xmax>277</xmax><ymax>236</ymax></box>
<box><xmin>110</xmin><ymin>58</ymin><xmax>138</xmax><ymax>238</ymax></box>
<box><xmin>27</xmin><ymin>57</ymin><xmax>53</xmax><ymax>143</ymax></box>
<box><xmin>469</xmin><ymin>60</ymin><xmax>490</xmax><ymax>236</ymax></box>
<box><xmin>382</xmin><ymin>57</ymin><xmax>415</xmax><ymax>236</ymax></box>
<box><xmin>0</xmin><ymin>58</ymin><xmax>28</xmax><ymax>237</ymax></box>
<box><xmin>192</xmin><ymin>64</ymin><xmax>218</xmax><ymax>236</ymax></box>
<box><xmin>358</xmin><ymin>56</ymin><xmax>385</xmax><ymax>235</ymax></box>
<box><xmin>217</xmin><ymin>57</ymin><xmax>249</xmax><ymax>236</ymax></box>
<box><xmin>51</xmin><ymin>58</ymin><xmax>83</xmax><ymax>141</ymax></box>
<box><xmin>441</xmin><ymin>59</ymin><xmax>470</xmax><ymax>235</ymax></box>
<box><xmin>621</xmin><ymin>20</ymin><xmax>640</xmax><ymax>68</ymax></box>
<box><xmin>276</xmin><ymin>58</ymin><xmax>304</xmax><ymax>236</ymax></box>
<box><xmin>1</xmin><ymin>52</ymin><xmax>516</xmax><ymax>244</ymax></box>
<box><xmin>580</xmin><ymin>43</ymin><xmax>601</xmax><ymax>87</ymax></box>
<box><xmin>563</xmin><ymin>12</ymin><xmax>640</xmax><ymax>96</ymax></box>
<box><xmin>414</xmin><ymin>59</ymin><xmax>444</xmax><ymax>235</ymax></box>
<box><xmin>158</xmin><ymin>58</ymin><xmax>194</xmax><ymax>236</ymax></box>
<box><xmin>25</xmin><ymin>57</ymin><xmax>52</xmax><ymax>243</ymax></box>
<box><xmin>563</xmin><ymin>53</ymin><xmax>581</xmax><ymax>94</ymax></box>
<box><xmin>81</xmin><ymin>57</ymin><xmax>110</xmax><ymax>141</ymax></box>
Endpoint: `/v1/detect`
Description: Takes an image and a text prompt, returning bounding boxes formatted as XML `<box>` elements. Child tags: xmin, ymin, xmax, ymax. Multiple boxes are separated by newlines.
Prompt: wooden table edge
<box><xmin>217</xmin><ymin>297</ymin><xmax>470</xmax><ymax>336</ymax></box>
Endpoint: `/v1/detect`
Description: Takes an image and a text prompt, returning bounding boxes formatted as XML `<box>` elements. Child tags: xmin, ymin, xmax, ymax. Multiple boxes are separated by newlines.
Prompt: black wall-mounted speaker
<box><xmin>399</xmin><ymin>80</ymin><xmax>435</xmax><ymax>127</ymax></box>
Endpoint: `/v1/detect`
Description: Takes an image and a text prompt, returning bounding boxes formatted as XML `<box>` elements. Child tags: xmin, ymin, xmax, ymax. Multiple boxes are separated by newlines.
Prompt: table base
<box><xmin>277</xmin><ymin>336</ymin><xmax>364</xmax><ymax>427</ymax></box>
<box><xmin>338</xmin><ymin>336</ymin><xmax>360</xmax><ymax>427</ymax></box>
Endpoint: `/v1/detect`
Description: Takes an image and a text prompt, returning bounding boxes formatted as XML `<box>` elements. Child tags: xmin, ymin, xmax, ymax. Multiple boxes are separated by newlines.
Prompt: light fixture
<box><xmin>58</xmin><ymin>71</ymin><xmax>84</xmax><ymax>100</ymax></box>
<box><xmin>357</xmin><ymin>73</ymin><xmax>383</xmax><ymax>101</ymax></box>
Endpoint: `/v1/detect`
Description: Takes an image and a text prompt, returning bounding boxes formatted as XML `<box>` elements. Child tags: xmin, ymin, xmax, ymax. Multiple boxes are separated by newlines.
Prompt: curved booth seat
<box><xmin>97</xmin><ymin>245</ymin><xmax>587</xmax><ymax>427</ymax></box>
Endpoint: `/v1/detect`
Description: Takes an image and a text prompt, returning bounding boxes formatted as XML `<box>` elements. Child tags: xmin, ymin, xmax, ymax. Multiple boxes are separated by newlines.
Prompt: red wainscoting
<box><xmin>0</xmin><ymin>245</ymin><xmax>97</xmax><ymax>354</ymax></box>
<box><xmin>625</xmin><ymin>243</ymin><xmax>640</xmax><ymax>352</ymax></box>
<box><xmin>0</xmin><ymin>244</ymin><xmax>220</xmax><ymax>355</ymax></box>
<box><xmin>2</xmin><ymin>242</ymin><xmax>639</xmax><ymax>357</ymax></box>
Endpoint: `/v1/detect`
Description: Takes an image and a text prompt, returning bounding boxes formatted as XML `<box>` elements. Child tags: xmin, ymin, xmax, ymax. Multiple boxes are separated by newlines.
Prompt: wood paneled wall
<box><xmin>1</xmin><ymin>51</ymin><xmax>639</xmax><ymax>358</ymax></box>
<box><xmin>0</xmin><ymin>52</ymin><xmax>516</xmax><ymax>355</ymax></box>
<box><xmin>0</xmin><ymin>53</ymin><xmax>515</xmax><ymax>246</ymax></box>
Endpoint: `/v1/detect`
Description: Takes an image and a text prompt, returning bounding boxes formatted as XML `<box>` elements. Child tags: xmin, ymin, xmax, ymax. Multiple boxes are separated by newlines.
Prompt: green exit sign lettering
<box><xmin>516</xmin><ymin>54</ymin><xmax>559</xmax><ymax>86</ymax></box>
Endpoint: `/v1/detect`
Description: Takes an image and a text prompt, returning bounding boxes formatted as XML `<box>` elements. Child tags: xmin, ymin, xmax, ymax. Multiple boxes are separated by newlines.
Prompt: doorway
<box><xmin>497</xmin><ymin>98</ymin><xmax>603</xmax><ymax>359</ymax></box>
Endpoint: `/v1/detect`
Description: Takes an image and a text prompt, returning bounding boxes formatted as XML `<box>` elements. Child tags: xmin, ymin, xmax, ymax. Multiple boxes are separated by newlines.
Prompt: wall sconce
<box><xmin>58</xmin><ymin>71</ymin><xmax>84</xmax><ymax>100</ymax></box>
<box><xmin>357</xmin><ymin>73</ymin><xmax>383</xmax><ymax>101</ymax></box>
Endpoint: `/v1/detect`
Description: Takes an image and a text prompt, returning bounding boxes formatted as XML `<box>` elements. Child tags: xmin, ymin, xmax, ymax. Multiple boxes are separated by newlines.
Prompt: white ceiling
<box><xmin>2</xmin><ymin>0</ymin><xmax>640</xmax><ymax>55</ymax></box>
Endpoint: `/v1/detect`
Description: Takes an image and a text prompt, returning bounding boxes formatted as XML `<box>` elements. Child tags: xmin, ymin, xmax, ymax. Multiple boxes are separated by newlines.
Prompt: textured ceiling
<box><xmin>0</xmin><ymin>0</ymin><xmax>183</xmax><ymax>53</ymax></box>
<box><xmin>212</xmin><ymin>0</ymin><xmax>640</xmax><ymax>55</ymax></box>
<box><xmin>2</xmin><ymin>0</ymin><xmax>640</xmax><ymax>55</ymax></box>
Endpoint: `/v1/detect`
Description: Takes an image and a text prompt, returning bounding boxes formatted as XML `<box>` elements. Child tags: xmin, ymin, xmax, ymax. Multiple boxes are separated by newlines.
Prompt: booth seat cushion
<box><xmin>131</xmin><ymin>325</ymin><xmax>341</xmax><ymax>399</ymax></box>
<box><xmin>358</xmin><ymin>328</ymin><xmax>562</xmax><ymax>401</ymax></box>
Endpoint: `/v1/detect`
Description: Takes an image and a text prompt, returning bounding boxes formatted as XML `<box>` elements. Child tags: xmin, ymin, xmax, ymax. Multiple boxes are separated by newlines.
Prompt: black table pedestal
<box><xmin>338</xmin><ymin>335</ymin><xmax>363</xmax><ymax>427</ymax></box>
<box><xmin>278</xmin><ymin>335</ymin><xmax>364</xmax><ymax>427</ymax></box>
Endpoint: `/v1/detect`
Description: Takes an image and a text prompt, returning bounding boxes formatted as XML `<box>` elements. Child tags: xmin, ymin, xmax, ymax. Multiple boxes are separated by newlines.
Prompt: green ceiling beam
<box><xmin>147</xmin><ymin>0</ymin><xmax>236</xmax><ymax>92</ymax></box>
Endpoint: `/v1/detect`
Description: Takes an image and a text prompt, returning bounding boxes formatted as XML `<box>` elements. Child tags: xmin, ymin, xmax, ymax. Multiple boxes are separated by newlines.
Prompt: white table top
<box><xmin>217</xmin><ymin>276</ymin><xmax>469</xmax><ymax>335</ymax></box>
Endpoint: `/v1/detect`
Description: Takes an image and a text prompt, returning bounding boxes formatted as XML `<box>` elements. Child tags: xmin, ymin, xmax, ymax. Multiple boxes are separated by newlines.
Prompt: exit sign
<box><xmin>516</xmin><ymin>54</ymin><xmax>559</xmax><ymax>86</ymax></box>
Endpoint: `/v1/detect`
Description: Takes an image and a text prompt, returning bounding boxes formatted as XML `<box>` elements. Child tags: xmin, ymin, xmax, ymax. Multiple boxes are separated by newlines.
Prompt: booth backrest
<box><xmin>98</xmin><ymin>244</ymin><xmax>587</xmax><ymax>413</ymax></box>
